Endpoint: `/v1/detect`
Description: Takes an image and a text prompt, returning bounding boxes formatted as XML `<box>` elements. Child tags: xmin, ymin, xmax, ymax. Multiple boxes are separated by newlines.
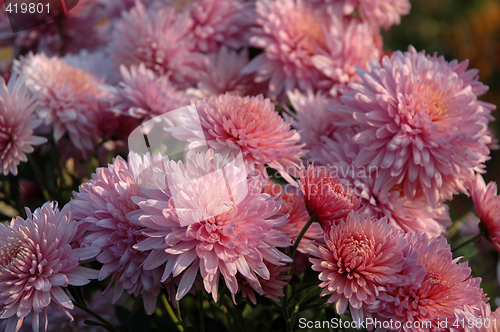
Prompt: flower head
<box><xmin>372</xmin><ymin>233</ymin><xmax>486</xmax><ymax>330</ymax></box>
<box><xmin>470</xmin><ymin>174</ymin><xmax>500</xmax><ymax>251</ymax></box>
<box><xmin>105</xmin><ymin>63</ymin><xmax>191</xmax><ymax>121</ymax></box>
<box><xmin>309</xmin><ymin>210</ymin><xmax>408</xmax><ymax>321</ymax></box>
<box><xmin>70</xmin><ymin>154</ymin><xmax>165</xmax><ymax>315</ymax></box>
<box><xmin>189</xmin><ymin>47</ymin><xmax>262</xmax><ymax>98</ymax></box>
<box><xmin>336</xmin><ymin>46</ymin><xmax>495</xmax><ymax>206</ymax></box>
<box><xmin>242</xmin><ymin>0</ymin><xmax>332</xmax><ymax>100</ymax></box>
<box><xmin>109</xmin><ymin>1</ymin><xmax>199</xmax><ymax>87</ymax></box>
<box><xmin>298</xmin><ymin>164</ymin><xmax>361</xmax><ymax>226</ymax></box>
<box><xmin>311</xmin><ymin>16</ymin><xmax>381</xmax><ymax>94</ymax></box>
<box><xmin>166</xmin><ymin>94</ymin><xmax>305</xmax><ymax>184</ymax></box>
<box><xmin>0</xmin><ymin>202</ymin><xmax>98</xmax><ymax>332</ymax></box>
<box><xmin>181</xmin><ymin>0</ymin><xmax>255</xmax><ymax>53</ymax></box>
<box><xmin>0</xmin><ymin>74</ymin><xmax>46</xmax><ymax>176</ymax></box>
<box><xmin>129</xmin><ymin>149</ymin><xmax>292</xmax><ymax>302</ymax></box>
<box><xmin>14</xmin><ymin>53</ymin><xmax>106</xmax><ymax>154</ymax></box>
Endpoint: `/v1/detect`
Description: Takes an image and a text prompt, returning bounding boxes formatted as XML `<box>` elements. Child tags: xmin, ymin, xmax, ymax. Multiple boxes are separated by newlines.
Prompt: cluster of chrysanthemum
<box><xmin>2</xmin><ymin>0</ymin><xmax>500</xmax><ymax>331</ymax></box>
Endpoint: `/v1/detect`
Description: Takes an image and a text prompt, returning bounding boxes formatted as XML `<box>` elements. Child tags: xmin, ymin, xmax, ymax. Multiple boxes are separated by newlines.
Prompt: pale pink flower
<box><xmin>238</xmin><ymin>262</ymin><xmax>291</xmax><ymax>304</ymax></box>
<box><xmin>0</xmin><ymin>202</ymin><xmax>98</xmax><ymax>332</ymax></box>
<box><xmin>311</xmin><ymin>16</ymin><xmax>381</xmax><ymax>95</ymax></box>
<box><xmin>70</xmin><ymin>154</ymin><xmax>165</xmax><ymax>315</ymax></box>
<box><xmin>262</xmin><ymin>180</ymin><xmax>324</xmax><ymax>254</ymax></box>
<box><xmin>14</xmin><ymin>53</ymin><xmax>106</xmax><ymax>154</ymax></box>
<box><xmin>242</xmin><ymin>0</ymin><xmax>333</xmax><ymax>100</ymax></box>
<box><xmin>336</xmin><ymin>46</ymin><xmax>495</xmax><ymax>206</ymax></box>
<box><xmin>309</xmin><ymin>210</ymin><xmax>408</xmax><ymax>321</ymax></box>
<box><xmin>318</xmin><ymin>131</ymin><xmax>452</xmax><ymax>237</ymax></box>
<box><xmin>166</xmin><ymin>93</ymin><xmax>305</xmax><ymax>184</ymax></box>
<box><xmin>371</xmin><ymin>233</ymin><xmax>486</xmax><ymax>331</ymax></box>
<box><xmin>180</xmin><ymin>0</ymin><xmax>256</xmax><ymax>53</ymax></box>
<box><xmin>105</xmin><ymin>63</ymin><xmax>191</xmax><ymax>121</ymax></box>
<box><xmin>0</xmin><ymin>74</ymin><xmax>46</xmax><ymax>176</ymax></box>
<box><xmin>109</xmin><ymin>1</ymin><xmax>199</xmax><ymax>87</ymax></box>
<box><xmin>298</xmin><ymin>164</ymin><xmax>361</xmax><ymax>227</ymax></box>
<box><xmin>320</xmin><ymin>0</ymin><xmax>411</xmax><ymax>30</ymax></box>
<box><xmin>470</xmin><ymin>174</ymin><xmax>500</xmax><ymax>252</ymax></box>
<box><xmin>129</xmin><ymin>149</ymin><xmax>292</xmax><ymax>302</ymax></box>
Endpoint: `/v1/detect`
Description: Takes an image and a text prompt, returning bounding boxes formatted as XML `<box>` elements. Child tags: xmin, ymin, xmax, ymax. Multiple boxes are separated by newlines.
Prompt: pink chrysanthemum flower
<box><xmin>0</xmin><ymin>202</ymin><xmax>98</xmax><ymax>332</ymax></box>
<box><xmin>242</xmin><ymin>0</ymin><xmax>333</xmax><ymax>100</ymax></box>
<box><xmin>321</xmin><ymin>0</ymin><xmax>411</xmax><ymax>30</ymax></box>
<box><xmin>70</xmin><ymin>153</ymin><xmax>166</xmax><ymax>315</ymax></box>
<box><xmin>189</xmin><ymin>47</ymin><xmax>262</xmax><ymax>98</ymax></box>
<box><xmin>0</xmin><ymin>74</ymin><xmax>46</xmax><ymax>176</ymax></box>
<box><xmin>311</xmin><ymin>17</ymin><xmax>381</xmax><ymax>95</ymax></box>
<box><xmin>298</xmin><ymin>164</ymin><xmax>361</xmax><ymax>226</ymax></box>
<box><xmin>336</xmin><ymin>46</ymin><xmax>495</xmax><ymax>206</ymax></box>
<box><xmin>105</xmin><ymin>63</ymin><xmax>191</xmax><ymax>121</ymax></box>
<box><xmin>263</xmin><ymin>180</ymin><xmax>324</xmax><ymax>254</ymax></box>
<box><xmin>317</xmin><ymin>131</ymin><xmax>452</xmax><ymax>237</ymax></box>
<box><xmin>286</xmin><ymin>89</ymin><xmax>344</xmax><ymax>162</ymax></box>
<box><xmin>238</xmin><ymin>261</ymin><xmax>291</xmax><ymax>305</ymax></box>
<box><xmin>109</xmin><ymin>1</ymin><xmax>199</xmax><ymax>87</ymax></box>
<box><xmin>166</xmin><ymin>93</ymin><xmax>305</xmax><ymax>184</ymax></box>
<box><xmin>309</xmin><ymin>210</ymin><xmax>408</xmax><ymax>321</ymax></box>
<box><xmin>177</xmin><ymin>0</ymin><xmax>255</xmax><ymax>53</ymax></box>
<box><xmin>371</xmin><ymin>233</ymin><xmax>485</xmax><ymax>330</ymax></box>
<box><xmin>129</xmin><ymin>149</ymin><xmax>292</xmax><ymax>302</ymax></box>
<box><xmin>470</xmin><ymin>174</ymin><xmax>500</xmax><ymax>251</ymax></box>
<box><xmin>14</xmin><ymin>53</ymin><xmax>106</xmax><ymax>154</ymax></box>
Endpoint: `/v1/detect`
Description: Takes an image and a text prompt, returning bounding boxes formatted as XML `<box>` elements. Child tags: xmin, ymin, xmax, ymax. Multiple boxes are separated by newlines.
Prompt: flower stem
<box><xmin>27</xmin><ymin>154</ymin><xmax>52</xmax><ymax>201</ymax></box>
<box><xmin>72</xmin><ymin>300</ymin><xmax>120</xmax><ymax>332</ymax></box>
<box><xmin>290</xmin><ymin>217</ymin><xmax>314</xmax><ymax>259</ymax></box>
<box><xmin>452</xmin><ymin>233</ymin><xmax>483</xmax><ymax>251</ymax></box>
<box><xmin>161</xmin><ymin>291</ymin><xmax>184</xmax><ymax>332</ymax></box>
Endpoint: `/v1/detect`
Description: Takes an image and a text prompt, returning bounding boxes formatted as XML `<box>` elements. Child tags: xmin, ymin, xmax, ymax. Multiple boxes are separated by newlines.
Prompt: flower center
<box><xmin>288</xmin><ymin>9</ymin><xmax>326</xmax><ymax>54</ymax></box>
<box><xmin>0</xmin><ymin>239</ymin><xmax>25</xmax><ymax>266</ymax></box>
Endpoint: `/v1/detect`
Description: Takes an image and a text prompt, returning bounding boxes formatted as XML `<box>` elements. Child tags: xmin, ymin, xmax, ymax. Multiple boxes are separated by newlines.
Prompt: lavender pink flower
<box><xmin>104</xmin><ymin>63</ymin><xmax>191</xmax><ymax>121</ymax></box>
<box><xmin>109</xmin><ymin>1</ymin><xmax>199</xmax><ymax>87</ymax></box>
<box><xmin>0</xmin><ymin>74</ymin><xmax>46</xmax><ymax>176</ymax></box>
<box><xmin>129</xmin><ymin>149</ymin><xmax>292</xmax><ymax>302</ymax></box>
<box><xmin>13</xmin><ymin>53</ymin><xmax>107</xmax><ymax>154</ymax></box>
<box><xmin>335</xmin><ymin>46</ymin><xmax>495</xmax><ymax>207</ymax></box>
<box><xmin>70</xmin><ymin>153</ymin><xmax>166</xmax><ymax>315</ymax></box>
<box><xmin>0</xmin><ymin>202</ymin><xmax>98</xmax><ymax>332</ymax></box>
<box><xmin>470</xmin><ymin>174</ymin><xmax>500</xmax><ymax>251</ymax></box>
<box><xmin>242</xmin><ymin>0</ymin><xmax>333</xmax><ymax>100</ymax></box>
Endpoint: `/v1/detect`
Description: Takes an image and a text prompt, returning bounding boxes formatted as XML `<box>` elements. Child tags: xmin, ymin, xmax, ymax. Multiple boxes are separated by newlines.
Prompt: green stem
<box><xmin>27</xmin><ymin>155</ymin><xmax>52</xmax><ymax>201</ymax></box>
<box><xmin>72</xmin><ymin>300</ymin><xmax>120</xmax><ymax>332</ymax></box>
<box><xmin>290</xmin><ymin>217</ymin><xmax>315</xmax><ymax>259</ymax></box>
<box><xmin>161</xmin><ymin>291</ymin><xmax>184</xmax><ymax>332</ymax></box>
<box><xmin>452</xmin><ymin>233</ymin><xmax>483</xmax><ymax>251</ymax></box>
